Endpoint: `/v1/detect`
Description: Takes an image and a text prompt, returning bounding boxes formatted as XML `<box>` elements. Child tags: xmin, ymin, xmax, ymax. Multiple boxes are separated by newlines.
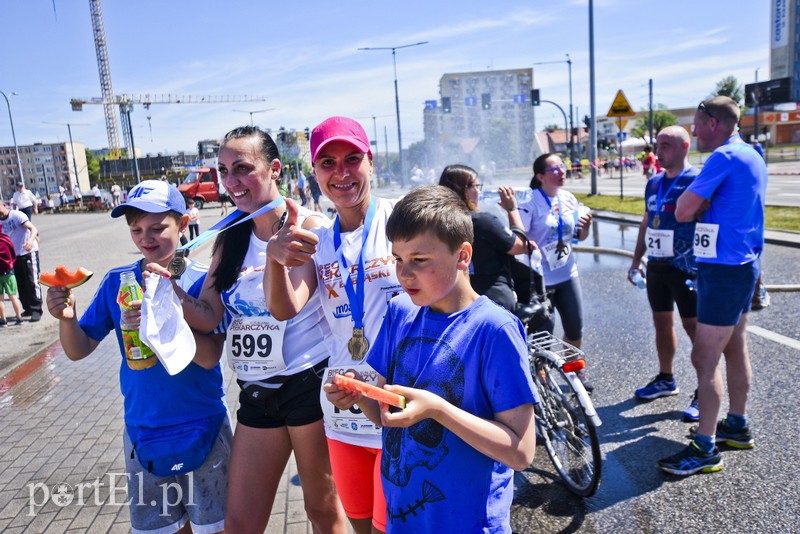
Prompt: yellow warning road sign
<box><xmin>607</xmin><ymin>90</ymin><xmax>635</xmax><ymax>117</ymax></box>
<box><xmin>617</xmin><ymin>119</ymin><xmax>628</xmax><ymax>131</ymax></box>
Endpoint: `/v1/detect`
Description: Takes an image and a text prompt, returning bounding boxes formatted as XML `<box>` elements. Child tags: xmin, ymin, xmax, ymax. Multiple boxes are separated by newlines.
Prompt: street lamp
<box><xmin>1</xmin><ymin>90</ymin><xmax>25</xmax><ymax>196</ymax></box>
<box><xmin>233</xmin><ymin>108</ymin><xmax>275</xmax><ymax>127</ymax></box>
<box><xmin>358</xmin><ymin>41</ymin><xmax>428</xmax><ymax>188</ymax></box>
<box><xmin>533</xmin><ymin>55</ymin><xmax>575</xmax><ymax>164</ymax></box>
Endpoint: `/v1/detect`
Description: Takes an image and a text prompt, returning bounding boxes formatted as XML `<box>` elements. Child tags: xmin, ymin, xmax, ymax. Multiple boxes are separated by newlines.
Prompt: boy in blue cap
<box><xmin>45</xmin><ymin>179</ymin><xmax>230</xmax><ymax>534</ymax></box>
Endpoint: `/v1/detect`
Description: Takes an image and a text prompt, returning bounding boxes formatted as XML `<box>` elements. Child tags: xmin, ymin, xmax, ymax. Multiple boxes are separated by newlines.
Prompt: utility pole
<box><xmin>648</xmin><ymin>79</ymin><xmax>654</xmax><ymax>144</ymax></box>
<box><xmin>588</xmin><ymin>0</ymin><xmax>598</xmax><ymax>194</ymax></box>
<box><xmin>753</xmin><ymin>68</ymin><xmax>760</xmax><ymax>143</ymax></box>
<box><xmin>358</xmin><ymin>41</ymin><xmax>428</xmax><ymax>188</ymax></box>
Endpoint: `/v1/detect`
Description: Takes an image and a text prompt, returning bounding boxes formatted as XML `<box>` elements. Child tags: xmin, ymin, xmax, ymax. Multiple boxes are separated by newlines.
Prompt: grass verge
<box><xmin>575</xmin><ymin>194</ymin><xmax>800</xmax><ymax>232</ymax></box>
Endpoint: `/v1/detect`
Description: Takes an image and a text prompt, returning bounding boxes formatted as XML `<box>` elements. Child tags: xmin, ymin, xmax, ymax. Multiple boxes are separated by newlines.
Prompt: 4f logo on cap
<box><xmin>128</xmin><ymin>185</ymin><xmax>155</xmax><ymax>199</ymax></box>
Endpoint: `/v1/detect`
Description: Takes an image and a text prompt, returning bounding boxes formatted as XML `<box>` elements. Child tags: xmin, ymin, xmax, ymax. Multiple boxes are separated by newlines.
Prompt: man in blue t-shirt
<box><xmin>629</xmin><ymin>126</ymin><xmax>700</xmax><ymax>420</ymax></box>
<box><xmin>659</xmin><ymin>96</ymin><xmax>767</xmax><ymax>477</ymax></box>
<box><xmin>44</xmin><ymin>180</ymin><xmax>230</xmax><ymax>533</ymax></box>
<box><xmin>325</xmin><ymin>186</ymin><xmax>538</xmax><ymax>533</ymax></box>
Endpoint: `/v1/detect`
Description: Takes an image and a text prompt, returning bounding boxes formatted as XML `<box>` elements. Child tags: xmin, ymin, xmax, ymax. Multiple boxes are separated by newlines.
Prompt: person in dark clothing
<box><xmin>438</xmin><ymin>164</ymin><xmax>531</xmax><ymax>311</ymax></box>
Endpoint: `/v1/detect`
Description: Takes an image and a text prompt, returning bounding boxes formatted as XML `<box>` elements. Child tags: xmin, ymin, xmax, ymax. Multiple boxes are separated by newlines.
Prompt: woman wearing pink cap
<box><xmin>267</xmin><ymin>116</ymin><xmax>401</xmax><ymax>534</ymax></box>
<box><xmin>150</xmin><ymin>126</ymin><xmax>348</xmax><ymax>533</ymax></box>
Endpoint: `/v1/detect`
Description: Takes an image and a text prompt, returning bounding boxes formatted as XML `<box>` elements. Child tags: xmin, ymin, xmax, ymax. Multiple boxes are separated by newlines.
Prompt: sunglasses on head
<box><xmin>697</xmin><ymin>102</ymin><xmax>718</xmax><ymax>121</ymax></box>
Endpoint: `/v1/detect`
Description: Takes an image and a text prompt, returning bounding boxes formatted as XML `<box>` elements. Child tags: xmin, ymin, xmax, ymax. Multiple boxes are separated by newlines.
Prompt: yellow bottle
<box><xmin>118</xmin><ymin>271</ymin><xmax>156</xmax><ymax>370</ymax></box>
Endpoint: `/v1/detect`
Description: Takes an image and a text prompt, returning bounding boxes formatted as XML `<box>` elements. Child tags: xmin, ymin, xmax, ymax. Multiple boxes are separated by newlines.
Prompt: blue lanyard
<box><xmin>178</xmin><ymin>196</ymin><xmax>286</xmax><ymax>251</ymax></box>
<box><xmin>654</xmin><ymin>168</ymin><xmax>689</xmax><ymax>217</ymax></box>
<box><xmin>332</xmin><ymin>197</ymin><xmax>377</xmax><ymax>331</ymax></box>
<box><xmin>538</xmin><ymin>188</ymin><xmax>564</xmax><ymax>243</ymax></box>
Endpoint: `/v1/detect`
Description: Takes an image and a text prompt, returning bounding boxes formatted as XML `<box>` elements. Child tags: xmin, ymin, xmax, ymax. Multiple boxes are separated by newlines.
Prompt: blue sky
<box><xmin>0</xmin><ymin>0</ymin><xmax>771</xmax><ymax>155</ymax></box>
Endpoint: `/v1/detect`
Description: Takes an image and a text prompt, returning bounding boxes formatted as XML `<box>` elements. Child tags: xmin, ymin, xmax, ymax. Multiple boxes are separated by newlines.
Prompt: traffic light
<box><xmin>531</xmin><ymin>89</ymin><xmax>541</xmax><ymax>106</ymax></box>
<box><xmin>303</xmin><ymin>127</ymin><xmax>310</xmax><ymax>141</ymax></box>
<box><xmin>442</xmin><ymin>97</ymin><xmax>452</xmax><ymax>113</ymax></box>
<box><xmin>583</xmin><ymin>115</ymin><xmax>591</xmax><ymax>132</ymax></box>
<box><xmin>481</xmin><ymin>93</ymin><xmax>491</xmax><ymax>110</ymax></box>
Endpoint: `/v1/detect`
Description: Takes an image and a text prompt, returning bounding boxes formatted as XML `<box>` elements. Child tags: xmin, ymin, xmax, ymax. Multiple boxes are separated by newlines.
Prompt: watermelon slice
<box><xmin>333</xmin><ymin>374</ymin><xmax>406</xmax><ymax>409</ymax></box>
<box><xmin>39</xmin><ymin>266</ymin><xmax>94</xmax><ymax>289</ymax></box>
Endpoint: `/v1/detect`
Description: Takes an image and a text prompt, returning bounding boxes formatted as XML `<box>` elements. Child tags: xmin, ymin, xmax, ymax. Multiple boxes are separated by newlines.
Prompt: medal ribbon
<box><xmin>654</xmin><ymin>168</ymin><xmax>688</xmax><ymax>221</ymax></box>
<box><xmin>538</xmin><ymin>188</ymin><xmax>564</xmax><ymax>243</ymax></box>
<box><xmin>333</xmin><ymin>197</ymin><xmax>377</xmax><ymax>332</ymax></box>
<box><xmin>177</xmin><ymin>196</ymin><xmax>286</xmax><ymax>252</ymax></box>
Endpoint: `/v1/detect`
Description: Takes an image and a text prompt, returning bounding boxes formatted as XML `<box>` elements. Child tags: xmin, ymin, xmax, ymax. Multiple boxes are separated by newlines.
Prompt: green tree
<box><xmin>709</xmin><ymin>75</ymin><xmax>743</xmax><ymax>105</ymax></box>
<box><xmin>630</xmin><ymin>104</ymin><xmax>678</xmax><ymax>140</ymax></box>
<box><xmin>543</xmin><ymin>123</ymin><xmax>560</xmax><ymax>132</ymax></box>
<box><xmin>85</xmin><ymin>149</ymin><xmax>100</xmax><ymax>183</ymax></box>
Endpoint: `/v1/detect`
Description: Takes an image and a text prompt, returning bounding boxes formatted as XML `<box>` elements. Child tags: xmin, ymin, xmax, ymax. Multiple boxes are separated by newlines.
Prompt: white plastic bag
<box><xmin>140</xmin><ymin>274</ymin><xmax>196</xmax><ymax>375</ymax></box>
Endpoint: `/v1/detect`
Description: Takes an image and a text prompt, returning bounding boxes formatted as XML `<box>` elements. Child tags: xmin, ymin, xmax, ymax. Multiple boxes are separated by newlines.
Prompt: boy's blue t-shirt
<box><xmin>79</xmin><ymin>260</ymin><xmax>226</xmax><ymax>428</ymax></box>
<box><xmin>687</xmin><ymin>138</ymin><xmax>767</xmax><ymax>265</ymax></box>
<box><xmin>367</xmin><ymin>294</ymin><xmax>537</xmax><ymax>533</ymax></box>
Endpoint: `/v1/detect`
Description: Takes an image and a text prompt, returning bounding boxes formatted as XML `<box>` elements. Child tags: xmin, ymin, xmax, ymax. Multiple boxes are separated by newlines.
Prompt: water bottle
<box><xmin>118</xmin><ymin>271</ymin><xmax>156</xmax><ymax>370</ymax></box>
<box><xmin>629</xmin><ymin>268</ymin><xmax>647</xmax><ymax>290</ymax></box>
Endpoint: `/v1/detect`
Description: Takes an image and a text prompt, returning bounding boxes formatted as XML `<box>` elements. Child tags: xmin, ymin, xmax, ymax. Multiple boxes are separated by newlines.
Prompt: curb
<box><xmin>593</xmin><ymin>212</ymin><xmax>800</xmax><ymax>249</ymax></box>
<box><xmin>0</xmin><ymin>336</ymin><xmax>62</xmax><ymax>395</ymax></box>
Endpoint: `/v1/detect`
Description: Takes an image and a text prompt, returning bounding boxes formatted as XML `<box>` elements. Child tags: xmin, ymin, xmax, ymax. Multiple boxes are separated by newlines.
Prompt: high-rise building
<box><xmin>0</xmin><ymin>141</ymin><xmax>89</xmax><ymax>198</ymax></box>
<box><xmin>423</xmin><ymin>68</ymin><xmax>538</xmax><ymax>169</ymax></box>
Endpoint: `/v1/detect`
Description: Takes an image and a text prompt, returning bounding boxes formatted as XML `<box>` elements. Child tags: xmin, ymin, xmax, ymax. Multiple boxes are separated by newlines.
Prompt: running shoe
<box><xmin>635</xmin><ymin>376</ymin><xmax>678</xmax><ymax>400</ymax></box>
<box><xmin>690</xmin><ymin>419</ymin><xmax>755</xmax><ymax>449</ymax></box>
<box><xmin>683</xmin><ymin>390</ymin><xmax>699</xmax><ymax>422</ymax></box>
<box><xmin>657</xmin><ymin>442</ymin><xmax>723</xmax><ymax>476</ymax></box>
<box><xmin>0</xmin><ymin>319</ymin><xmax>6</xmax><ymax>327</ymax></box>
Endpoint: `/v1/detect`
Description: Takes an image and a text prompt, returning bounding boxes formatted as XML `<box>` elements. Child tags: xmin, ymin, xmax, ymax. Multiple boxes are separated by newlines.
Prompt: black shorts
<box><xmin>646</xmin><ymin>262</ymin><xmax>697</xmax><ymax>318</ymax></box>
<box><xmin>237</xmin><ymin>360</ymin><xmax>327</xmax><ymax>429</ymax></box>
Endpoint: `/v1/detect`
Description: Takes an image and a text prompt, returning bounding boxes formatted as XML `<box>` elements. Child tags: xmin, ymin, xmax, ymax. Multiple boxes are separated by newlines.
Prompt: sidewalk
<box><xmin>0</xmin><ymin>336</ymin><xmax>313</xmax><ymax>534</ymax></box>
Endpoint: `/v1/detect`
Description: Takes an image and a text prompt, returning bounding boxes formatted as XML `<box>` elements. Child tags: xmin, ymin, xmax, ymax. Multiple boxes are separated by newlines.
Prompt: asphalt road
<box><xmin>511</xmin><ymin>222</ymin><xmax>800</xmax><ymax>533</ymax></box>
<box><xmin>0</xmin><ymin>210</ymin><xmax>220</xmax><ymax>374</ymax></box>
<box><xmin>2</xmin><ymin>206</ymin><xmax>799</xmax><ymax>533</ymax></box>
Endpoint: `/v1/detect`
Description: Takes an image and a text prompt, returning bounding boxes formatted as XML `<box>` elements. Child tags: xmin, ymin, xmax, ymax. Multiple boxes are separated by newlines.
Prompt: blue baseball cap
<box><xmin>110</xmin><ymin>180</ymin><xmax>187</xmax><ymax>218</ymax></box>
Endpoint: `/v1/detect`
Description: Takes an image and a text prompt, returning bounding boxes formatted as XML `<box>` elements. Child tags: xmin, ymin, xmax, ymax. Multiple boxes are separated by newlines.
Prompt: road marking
<box><xmin>747</xmin><ymin>325</ymin><xmax>800</xmax><ymax>351</ymax></box>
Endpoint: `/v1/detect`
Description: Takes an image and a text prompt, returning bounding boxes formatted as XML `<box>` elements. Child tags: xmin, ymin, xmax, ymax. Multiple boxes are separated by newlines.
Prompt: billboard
<box><xmin>745</xmin><ymin>77</ymin><xmax>792</xmax><ymax>107</ymax></box>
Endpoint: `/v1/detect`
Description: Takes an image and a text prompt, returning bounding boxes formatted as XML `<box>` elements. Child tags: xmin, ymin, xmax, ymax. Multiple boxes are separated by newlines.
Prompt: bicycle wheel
<box><xmin>532</xmin><ymin>355</ymin><xmax>601</xmax><ymax>496</ymax></box>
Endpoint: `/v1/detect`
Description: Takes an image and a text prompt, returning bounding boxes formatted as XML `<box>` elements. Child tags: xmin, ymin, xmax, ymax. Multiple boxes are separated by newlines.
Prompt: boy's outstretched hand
<box><xmin>268</xmin><ymin>198</ymin><xmax>319</xmax><ymax>268</ymax></box>
<box><xmin>378</xmin><ymin>384</ymin><xmax>443</xmax><ymax>428</ymax></box>
<box><xmin>46</xmin><ymin>286</ymin><xmax>76</xmax><ymax>320</ymax></box>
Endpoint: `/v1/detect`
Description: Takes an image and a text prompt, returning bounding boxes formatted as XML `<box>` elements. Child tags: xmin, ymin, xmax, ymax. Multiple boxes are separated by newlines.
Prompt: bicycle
<box><xmin>526</xmin><ymin>330</ymin><xmax>602</xmax><ymax>497</ymax></box>
<box><xmin>508</xmin><ymin>237</ymin><xmax>602</xmax><ymax>497</ymax></box>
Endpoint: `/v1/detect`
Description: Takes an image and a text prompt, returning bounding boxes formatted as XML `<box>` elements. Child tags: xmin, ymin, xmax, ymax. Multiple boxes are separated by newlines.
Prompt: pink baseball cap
<box><xmin>310</xmin><ymin>116</ymin><xmax>372</xmax><ymax>164</ymax></box>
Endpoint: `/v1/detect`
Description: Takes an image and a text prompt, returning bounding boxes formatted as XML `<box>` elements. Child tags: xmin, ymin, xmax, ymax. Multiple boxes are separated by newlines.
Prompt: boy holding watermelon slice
<box><xmin>44</xmin><ymin>180</ymin><xmax>229</xmax><ymax>534</ymax></box>
<box><xmin>327</xmin><ymin>185</ymin><xmax>538</xmax><ymax>533</ymax></box>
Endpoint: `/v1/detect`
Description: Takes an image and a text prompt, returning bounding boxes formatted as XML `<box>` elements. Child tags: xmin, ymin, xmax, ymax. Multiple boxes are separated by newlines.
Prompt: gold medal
<box><xmin>168</xmin><ymin>249</ymin><xmax>189</xmax><ymax>279</ymax></box>
<box><xmin>347</xmin><ymin>327</ymin><xmax>369</xmax><ymax>360</ymax></box>
<box><xmin>652</xmin><ymin>215</ymin><xmax>661</xmax><ymax>229</ymax></box>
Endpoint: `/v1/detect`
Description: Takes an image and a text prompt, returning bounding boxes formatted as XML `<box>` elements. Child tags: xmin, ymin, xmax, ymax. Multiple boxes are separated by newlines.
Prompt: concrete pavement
<box><xmin>0</xmin><ymin>335</ymin><xmax>314</xmax><ymax>533</ymax></box>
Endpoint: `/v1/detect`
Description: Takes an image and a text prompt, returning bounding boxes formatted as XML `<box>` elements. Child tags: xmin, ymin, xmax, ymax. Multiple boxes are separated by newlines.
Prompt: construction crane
<box><xmin>82</xmin><ymin>0</ymin><xmax>266</xmax><ymax>177</ymax></box>
<box><xmin>88</xmin><ymin>0</ymin><xmax>120</xmax><ymax>154</ymax></box>
<box><xmin>70</xmin><ymin>94</ymin><xmax>267</xmax><ymax>182</ymax></box>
